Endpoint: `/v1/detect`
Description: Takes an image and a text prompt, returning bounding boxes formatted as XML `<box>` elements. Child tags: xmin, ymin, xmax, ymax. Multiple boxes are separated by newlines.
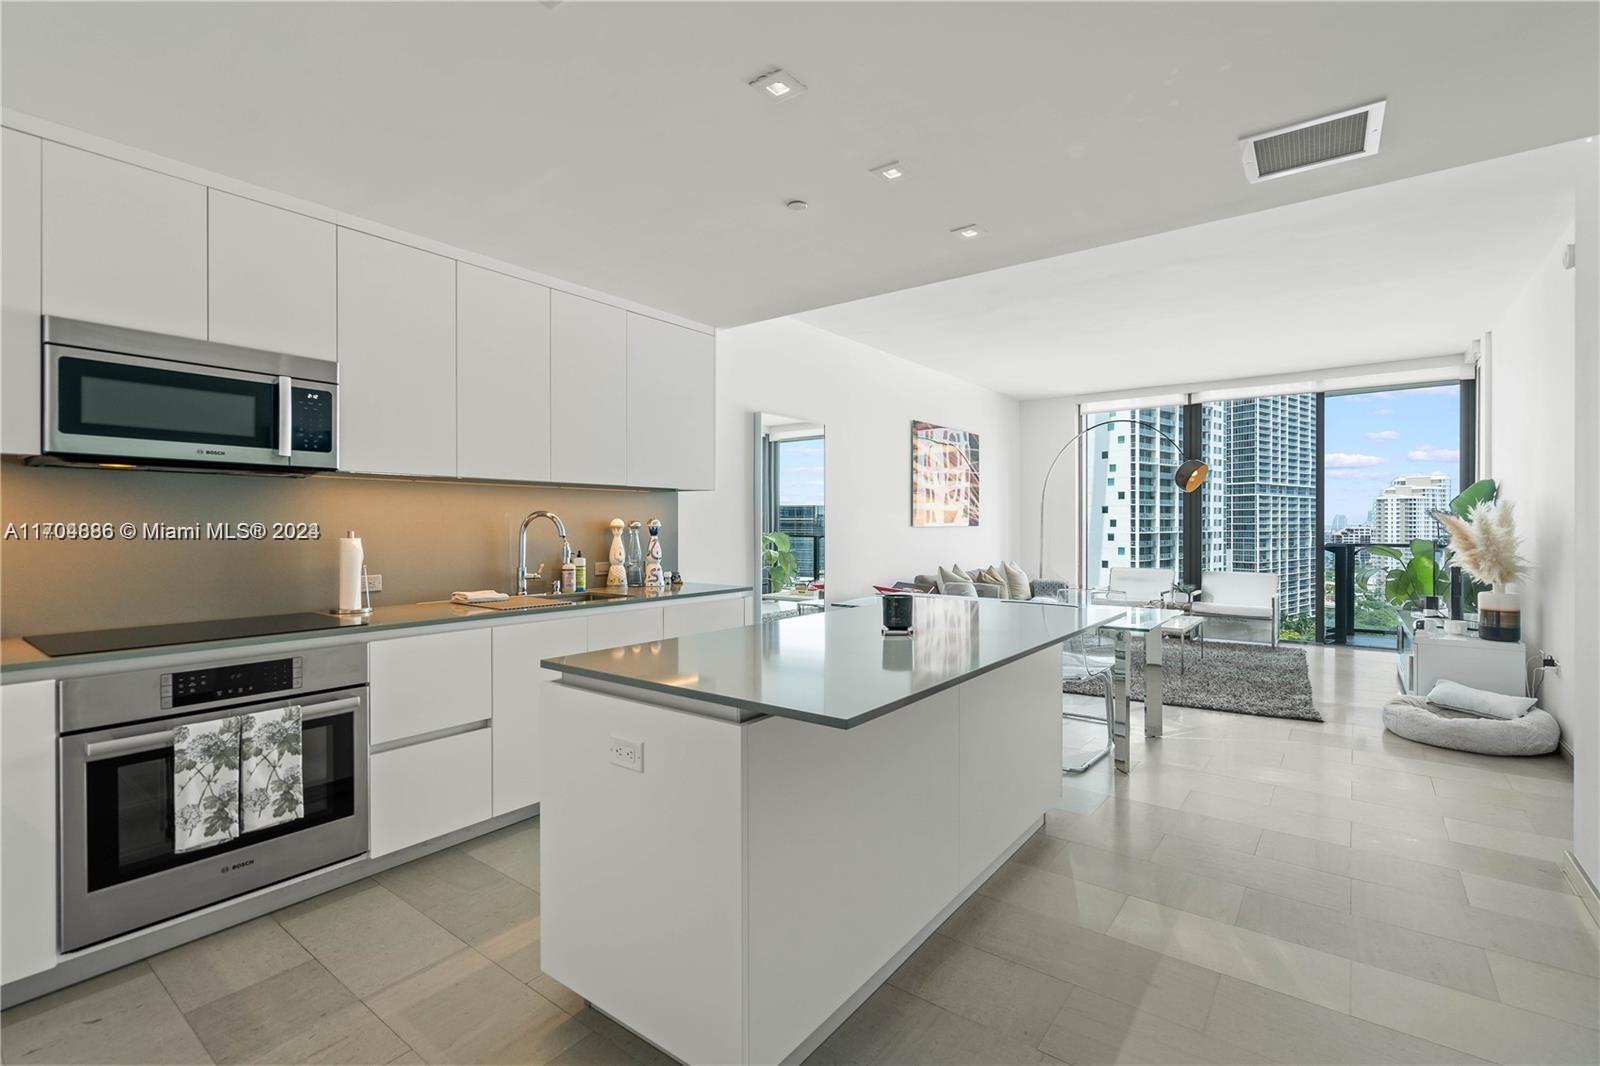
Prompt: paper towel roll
<box><xmin>338</xmin><ymin>531</ymin><xmax>364</xmax><ymax>612</ymax></box>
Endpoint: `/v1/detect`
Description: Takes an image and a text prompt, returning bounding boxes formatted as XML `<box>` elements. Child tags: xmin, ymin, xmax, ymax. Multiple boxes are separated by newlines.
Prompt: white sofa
<box><xmin>1193</xmin><ymin>571</ymin><xmax>1280</xmax><ymax>647</ymax></box>
<box><xmin>1095</xmin><ymin>567</ymin><xmax>1177</xmax><ymax>606</ymax></box>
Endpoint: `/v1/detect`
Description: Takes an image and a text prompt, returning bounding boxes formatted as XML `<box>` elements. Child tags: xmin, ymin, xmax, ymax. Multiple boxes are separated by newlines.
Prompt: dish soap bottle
<box><xmin>573</xmin><ymin>551</ymin><xmax>587</xmax><ymax>592</ymax></box>
<box><xmin>607</xmin><ymin>519</ymin><xmax>628</xmax><ymax>588</ymax></box>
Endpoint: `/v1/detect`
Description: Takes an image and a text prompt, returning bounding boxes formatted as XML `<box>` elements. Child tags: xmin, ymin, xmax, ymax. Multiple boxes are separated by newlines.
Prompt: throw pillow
<box><xmin>942</xmin><ymin>580</ymin><xmax>979</xmax><ymax>598</ymax></box>
<box><xmin>1426</xmin><ymin>680</ymin><xmax>1537</xmax><ymax>721</ymax></box>
<box><xmin>975</xmin><ymin>565</ymin><xmax>1007</xmax><ymax>589</ymax></box>
<box><xmin>935</xmin><ymin>565</ymin><xmax>965</xmax><ymax>593</ymax></box>
<box><xmin>1002</xmin><ymin>561</ymin><xmax>1031</xmax><ymax>601</ymax></box>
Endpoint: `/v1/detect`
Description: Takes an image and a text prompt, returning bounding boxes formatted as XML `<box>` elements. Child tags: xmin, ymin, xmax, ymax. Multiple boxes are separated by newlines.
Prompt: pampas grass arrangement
<box><xmin>1435</xmin><ymin>500</ymin><xmax>1526</xmax><ymax>589</ymax></box>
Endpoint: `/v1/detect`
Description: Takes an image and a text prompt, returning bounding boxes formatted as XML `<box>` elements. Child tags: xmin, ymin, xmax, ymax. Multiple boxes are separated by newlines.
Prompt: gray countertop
<box><xmin>543</xmin><ymin>596</ymin><xmax>1127</xmax><ymax>728</ymax></box>
<box><xmin>1</xmin><ymin>583</ymin><xmax>750</xmax><ymax>679</ymax></box>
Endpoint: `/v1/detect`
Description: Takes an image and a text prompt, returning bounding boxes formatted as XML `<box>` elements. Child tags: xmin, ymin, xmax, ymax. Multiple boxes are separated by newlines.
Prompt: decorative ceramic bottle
<box><xmin>607</xmin><ymin>519</ymin><xmax>628</xmax><ymax>588</ymax></box>
<box><xmin>625</xmin><ymin>521</ymin><xmax>645</xmax><ymax>586</ymax></box>
<box><xmin>644</xmin><ymin>517</ymin><xmax>664</xmax><ymax>590</ymax></box>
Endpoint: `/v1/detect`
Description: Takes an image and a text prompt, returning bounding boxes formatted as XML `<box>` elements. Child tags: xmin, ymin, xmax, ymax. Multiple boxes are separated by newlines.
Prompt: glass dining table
<box><xmin>1040</xmin><ymin>590</ymin><xmax>1185</xmax><ymax>774</ymax></box>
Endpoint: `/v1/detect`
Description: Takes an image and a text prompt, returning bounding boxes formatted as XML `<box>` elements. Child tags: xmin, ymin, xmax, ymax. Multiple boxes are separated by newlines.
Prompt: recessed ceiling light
<box><xmin>750</xmin><ymin>68</ymin><xmax>807</xmax><ymax>102</ymax></box>
<box><xmin>871</xmin><ymin>161</ymin><xmax>909</xmax><ymax>182</ymax></box>
<box><xmin>951</xmin><ymin>224</ymin><xmax>985</xmax><ymax>239</ymax></box>
<box><xmin>786</xmin><ymin>199</ymin><xmax>810</xmax><ymax>211</ymax></box>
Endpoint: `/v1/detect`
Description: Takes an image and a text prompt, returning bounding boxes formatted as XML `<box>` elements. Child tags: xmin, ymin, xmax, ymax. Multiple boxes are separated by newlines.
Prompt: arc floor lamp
<box><xmin>1037</xmin><ymin>418</ymin><xmax>1211</xmax><ymax>586</ymax></box>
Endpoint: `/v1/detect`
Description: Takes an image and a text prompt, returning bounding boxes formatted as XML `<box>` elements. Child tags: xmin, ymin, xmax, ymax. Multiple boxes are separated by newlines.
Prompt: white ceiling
<box><xmin>3</xmin><ymin>2</ymin><xmax>1596</xmax><ymax>327</ymax></box>
<box><xmin>798</xmin><ymin>140</ymin><xmax>1588</xmax><ymax>398</ymax></box>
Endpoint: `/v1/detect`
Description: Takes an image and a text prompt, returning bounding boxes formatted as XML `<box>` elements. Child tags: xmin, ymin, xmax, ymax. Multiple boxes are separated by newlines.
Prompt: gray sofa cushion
<box><xmin>1382</xmin><ymin>695</ymin><xmax>1559</xmax><ymax>756</ymax></box>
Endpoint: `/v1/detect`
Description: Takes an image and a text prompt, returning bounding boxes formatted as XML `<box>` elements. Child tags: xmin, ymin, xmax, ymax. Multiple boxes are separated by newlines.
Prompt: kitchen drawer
<box><xmin>491</xmin><ymin>615</ymin><xmax>588</xmax><ymax>815</ymax></box>
<box><xmin>662</xmin><ymin>596</ymin><xmax>746</xmax><ymax>639</ymax></box>
<box><xmin>587</xmin><ymin>607</ymin><xmax>663</xmax><ymax>652</ymax></box>
<box><xmin>369</xmin><ymin>727</ymin><xmax>491</xmax><ymax>858</ymax></box>
<box><xmin>369</xmin><ymin>628</ymin><xmax>491</xmax><ymax>746</ymax></box>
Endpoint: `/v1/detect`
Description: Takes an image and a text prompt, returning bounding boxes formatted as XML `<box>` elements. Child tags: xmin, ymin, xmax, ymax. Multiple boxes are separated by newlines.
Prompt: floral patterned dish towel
<box><xmin>173</xmin><ymin>715</ymin><xmax>244</xmax><ymax>853</ymax></box>
<box><xmin>241</xmin><ymin>706</ymin><xmax>303</xmax><ymax>832</ymax></box>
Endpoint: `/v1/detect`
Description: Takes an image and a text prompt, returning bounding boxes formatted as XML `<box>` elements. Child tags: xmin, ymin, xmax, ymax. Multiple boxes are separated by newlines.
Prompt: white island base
<box><xmin>540</xmin><ymin>645</ymin><xmax>1061</xmax><ymax>1065</ymax></box>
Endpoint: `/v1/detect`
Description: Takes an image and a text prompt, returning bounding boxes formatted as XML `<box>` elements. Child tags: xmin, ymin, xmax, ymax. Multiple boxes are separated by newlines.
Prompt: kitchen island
<box><xmin>539</xmin><ymin>595</ymin><xmax>1123</xmax><ymax>1065</ymax></box>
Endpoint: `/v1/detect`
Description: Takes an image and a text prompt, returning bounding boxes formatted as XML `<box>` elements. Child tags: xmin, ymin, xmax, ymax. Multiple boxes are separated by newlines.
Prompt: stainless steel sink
<box><xmin>470</xmin><ymin>595</ymin><xmax>576</xmax><ymax>612</ymax></box>
<box><xmin>545</xmin><ymin>590</ymin><xmax>632</xmax><ymax>604</ymax></box>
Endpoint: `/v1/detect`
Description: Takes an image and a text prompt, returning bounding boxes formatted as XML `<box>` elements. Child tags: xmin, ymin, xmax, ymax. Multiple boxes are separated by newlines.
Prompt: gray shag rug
<box><xmin>1064</xmin><ymin>640</ymin><xmax>1322</xmax><ymax>722</ymax></box>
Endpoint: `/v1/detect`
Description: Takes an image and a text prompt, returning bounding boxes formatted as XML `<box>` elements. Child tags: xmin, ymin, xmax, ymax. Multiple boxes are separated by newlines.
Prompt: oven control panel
<box><xmin>162</xmin><ymin>657</ymin><xmax>302</xmax><ymax>709</ymax></box>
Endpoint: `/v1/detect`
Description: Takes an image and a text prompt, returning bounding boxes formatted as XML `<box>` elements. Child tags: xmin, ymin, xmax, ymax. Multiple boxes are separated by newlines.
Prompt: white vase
<box><xmin>1478</xmin><ymin>588</ymin><xmax>1520</xmax><ymax>642</ymax></box>
<box><xmin>607</xmin><ymin>518</ymin><xmax>628</xmax><ymax>588</ymax></box>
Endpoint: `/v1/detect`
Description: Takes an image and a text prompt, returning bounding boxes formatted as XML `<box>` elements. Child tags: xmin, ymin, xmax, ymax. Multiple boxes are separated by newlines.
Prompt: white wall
<box><xmin>1020</xmin><ymin>397</ymin><xmax>1083</xmax><ymax>582</ymax></box>
<box><xmin>677</xmin><ymin>318</ymin><xmax>1020</xmax><ymax>599</ymax></box>
<box><xmin>1486</xmin><ymin>224</ymin><xmax>1576</xmax><ymax>739</ymax></box>
<box><xmin>1571</xmin><ymin>142</ymin><xmax>1598</xmax><ymax>884</ymax></box>
<box><xmin>1484</xmin><ymin>144</ymin><xmax>1596</xmax><ymax>885</ymax></box>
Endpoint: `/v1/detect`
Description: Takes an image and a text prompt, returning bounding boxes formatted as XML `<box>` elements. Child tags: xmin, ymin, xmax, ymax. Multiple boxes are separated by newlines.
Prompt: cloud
<box><xmin>1327</xmin><ymin>470</ymin><xmax>1389</xmax><ymax>480</ymax></box>
<box><xmin>1407</xmin><ymin>445</ymin><xmax>1460</xmax><ymax>462</ymax></box>
<box><xmin>1409</xmin><ymin>385</ymin><xmax>1458</xmax><ymax>396</ymax></box>
<box><xmin>1365</xmin><ymin>430</ymin><xmax>1400</xmax><ymax>441</ymax></box>
<box><xmin>1374</xmin><ymin>408</ymin><xmax>1394</xmax><ymax>416</ymax></box>
<box><xmin>1342</xmin><ymin>395</ymin><xmax>1373</xmax><ymax>404</ymax></box>
<box><xmin>1325</xmin><ymin>452</ymin><xmax>1384</xmax><ymax>468</ymax></box>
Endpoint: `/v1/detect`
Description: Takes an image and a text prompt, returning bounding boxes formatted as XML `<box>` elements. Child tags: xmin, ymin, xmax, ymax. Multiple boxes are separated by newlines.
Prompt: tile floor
<box><xmin>3</xmin><ymin>646</ymin><xmax>1596</xmax><ymax>1065</ymax></box>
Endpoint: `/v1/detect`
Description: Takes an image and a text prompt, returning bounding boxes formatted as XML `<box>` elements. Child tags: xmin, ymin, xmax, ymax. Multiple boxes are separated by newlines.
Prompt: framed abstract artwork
<box><xmin>910</xmin><ymin>420</ymin><xmax>980</xmax><ymax>526</ymax></box>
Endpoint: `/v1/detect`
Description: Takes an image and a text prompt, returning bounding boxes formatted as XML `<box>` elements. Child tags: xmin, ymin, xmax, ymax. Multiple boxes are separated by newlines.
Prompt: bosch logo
<box><xmin>220</xmin><ymin>858</ymin><xmax>255</xmax><ymax>874</ymax></box>
<box><xmin>197</xmin><ymin>448</ymin><xmax>227</xmax><ymax>456</ymax></box>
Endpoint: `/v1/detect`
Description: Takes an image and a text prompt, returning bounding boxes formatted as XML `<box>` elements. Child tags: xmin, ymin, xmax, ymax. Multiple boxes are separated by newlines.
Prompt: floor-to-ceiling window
<box><xmin>1079</xmin><ymin>380</ymin><xmax>1474</xmax><ymax>647</ymax></box>
<box><xmin>1322</xmin><ymin>382</ymin><xmax>1464</xmax><ymax>646</ymax></box>
<box><xmin>1083</xmin><ymin>405</ymin><xmax>1186</xmax><ymax>585</ymax></box>
<box><xmin>766</xmin><ymin>435</ymin><xmax>826</xmax><ymax>585</ymax></box>
<box><xmin>1199</xmin><ymin>393</ymin><xmax>1320</xmax><ymax>641</ymax></box>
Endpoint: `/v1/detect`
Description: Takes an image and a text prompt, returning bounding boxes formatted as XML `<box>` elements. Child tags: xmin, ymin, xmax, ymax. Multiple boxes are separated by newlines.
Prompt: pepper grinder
<box><xmin>607</xmin><ymin>519</ymin><xmax>629</xmax><ymax>588</ymax></box>
<box><xmin>644</xmin><ymin>517</ymin><xmax>664</xmax><ymax>590</ymax></box>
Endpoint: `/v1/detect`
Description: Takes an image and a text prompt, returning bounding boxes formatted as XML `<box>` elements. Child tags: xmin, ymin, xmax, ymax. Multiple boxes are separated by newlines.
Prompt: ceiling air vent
<box><xmin>1240</xmin><ymin>101</ymin><xmax>1386</xmax><ymax>183</ymax></box>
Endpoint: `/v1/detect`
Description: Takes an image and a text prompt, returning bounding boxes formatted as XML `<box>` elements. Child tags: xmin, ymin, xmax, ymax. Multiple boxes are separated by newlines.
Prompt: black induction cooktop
<box><xmin>25</xmin><ymin>612</ymin><xmax>355</xmax><ymax>658</ymax></box>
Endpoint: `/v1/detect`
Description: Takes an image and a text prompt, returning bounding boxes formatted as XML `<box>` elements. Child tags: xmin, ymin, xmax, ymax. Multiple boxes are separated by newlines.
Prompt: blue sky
<box><xmin>777</xmin><ymin>438</ymin><xmax>826</xmax><ymax>506</ymax></box>
<box><xmin>1323</xmin><ymin>384</ymin><xmax>1461</xmax><ymax>528</ymax></box>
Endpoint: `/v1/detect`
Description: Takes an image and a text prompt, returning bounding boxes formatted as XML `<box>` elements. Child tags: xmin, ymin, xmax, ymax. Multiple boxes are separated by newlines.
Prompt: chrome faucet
<box><xmin>517</xmin><ymin>511</ymin><xmax>571</xmax><ymax>595</ymax></box>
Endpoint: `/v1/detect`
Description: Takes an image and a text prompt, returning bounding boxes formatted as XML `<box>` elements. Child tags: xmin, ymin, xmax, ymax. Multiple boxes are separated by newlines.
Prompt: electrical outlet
<box><xmin>608</xmin><ymin>735</ymin><xmax>643</xmax><ymax>772</ymax></box>
<box><xmin>362</xmin><ymin>573</ymin><xmax>383</xmax><ymax>592</ymax></box>
<box><xmin>1541</xmin><ymin>651</ymin><xmax>1560</xmax><ymax>671</ymax></box>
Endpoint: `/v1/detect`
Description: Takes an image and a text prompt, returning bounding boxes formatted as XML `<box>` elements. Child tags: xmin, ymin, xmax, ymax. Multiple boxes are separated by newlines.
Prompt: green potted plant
<box><xmin>1369</xmin><ymin>538</ymin><xmax>1448</xmax><ymax>610</ymax></box>
<box><xmin>761</xmin><ymin>532</ymin><xmax>798</xmax><ymax>593</ymax></box>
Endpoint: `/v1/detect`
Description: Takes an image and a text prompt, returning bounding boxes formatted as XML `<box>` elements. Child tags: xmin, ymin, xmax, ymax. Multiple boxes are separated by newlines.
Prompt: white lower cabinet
<box><xmin>2</xmin><ymin>679</ymin><xmax>57</xmax><ymax>983</ymax></box>
<box><xmin>369</xmin><ymin>728</ymin><xmax>492</xmax><ymax>858</ymax></box>
<box><xmin>586</xmin><ymin>607</ymin><xmax>663</xmax><ymax>651</ymax></box>
<box><xmin>491</xmin><ymin>616</ymin><xmax>587</xmax><ymax>816</ymax></box>
<box><xmin>368</xmin><ymin>628</ymin><xmax>491</xmax><ymax>746</ymax></box>
<box><xmin>661</xmin><ymin>596</ymin><xmax>745</xmax><ymax>639</ymax></box>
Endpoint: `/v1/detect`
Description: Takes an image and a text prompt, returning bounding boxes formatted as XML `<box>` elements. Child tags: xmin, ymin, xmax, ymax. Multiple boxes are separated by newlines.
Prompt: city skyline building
<box><xmin>1371</xmin><ymin>474</ymin><xmax>1453</xmax><ymax>543</ymax></box>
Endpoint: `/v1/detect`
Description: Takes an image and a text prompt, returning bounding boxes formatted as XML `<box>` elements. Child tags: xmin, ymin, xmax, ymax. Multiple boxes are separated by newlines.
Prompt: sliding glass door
<box><xmin>1322</xmin><ymin>383</ymin><xmax>1464</xmax><ymax>647</ymax></box>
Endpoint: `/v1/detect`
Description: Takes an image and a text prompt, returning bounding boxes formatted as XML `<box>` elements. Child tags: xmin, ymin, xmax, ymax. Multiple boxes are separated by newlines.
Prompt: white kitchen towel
<box><xmin>173</xmin><ymin>715</ymin><xmax>244</xmax><ymax>853</ymax></box>
<box><xmin>241</xmin><ymin>705</ymin><xmax>303</xmax><ymax>833</ymax></box>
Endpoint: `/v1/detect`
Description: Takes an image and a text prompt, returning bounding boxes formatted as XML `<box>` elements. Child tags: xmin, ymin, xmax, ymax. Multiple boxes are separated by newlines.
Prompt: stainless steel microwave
<box><xmin>41</xmin><ymin>317</ymin><xmax>338</xmax><ymax>472</ymax></box>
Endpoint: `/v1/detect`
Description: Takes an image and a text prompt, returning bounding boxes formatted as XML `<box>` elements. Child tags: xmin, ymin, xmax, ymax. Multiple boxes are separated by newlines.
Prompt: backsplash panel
<box><xmin>0</xmin><ymin>458</ymin><xmax>678</xmax><ymax>635</ymax></box>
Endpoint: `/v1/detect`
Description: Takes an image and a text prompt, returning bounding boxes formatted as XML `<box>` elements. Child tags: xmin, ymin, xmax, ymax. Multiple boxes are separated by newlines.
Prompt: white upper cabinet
<box><xmin>208</xmin><ymin>190</ymin><xmax>336</xmax><ymax>360</ymax></box>
<box><xmin>42</xmin><ymin>143</ymin><xmax>207</xmax><ymax>338</ymax></box>
<box><xmin>550</xmin><ymin>291</ymin><xmax>627</xmax><ymax>486</ymax></box>
<box><xmin>456</xmin><ymin>264</ymin><xmax>551</xmax><ymax>482</ymax></box>
<box><xmin>626</xmin><ymin>314</ymin><xmax>715</xmax><ymax>490</ymax></box>
<box><xmin>2</xmin><ymin>129</ymin><xmax>42</xmax><ymax>455</ymax></box>
<box><xmin>337</xmin><ymin>229</ymin><xmax>457</xmax><ymax>477</ymax></box>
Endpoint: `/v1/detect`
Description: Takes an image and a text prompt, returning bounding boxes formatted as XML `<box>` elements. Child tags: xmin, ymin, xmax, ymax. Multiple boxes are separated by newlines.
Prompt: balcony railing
<box><xmin>1322</xmin><ymin>540</ymin><xmax>1446</xmax><ymax>646</ymax></box>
